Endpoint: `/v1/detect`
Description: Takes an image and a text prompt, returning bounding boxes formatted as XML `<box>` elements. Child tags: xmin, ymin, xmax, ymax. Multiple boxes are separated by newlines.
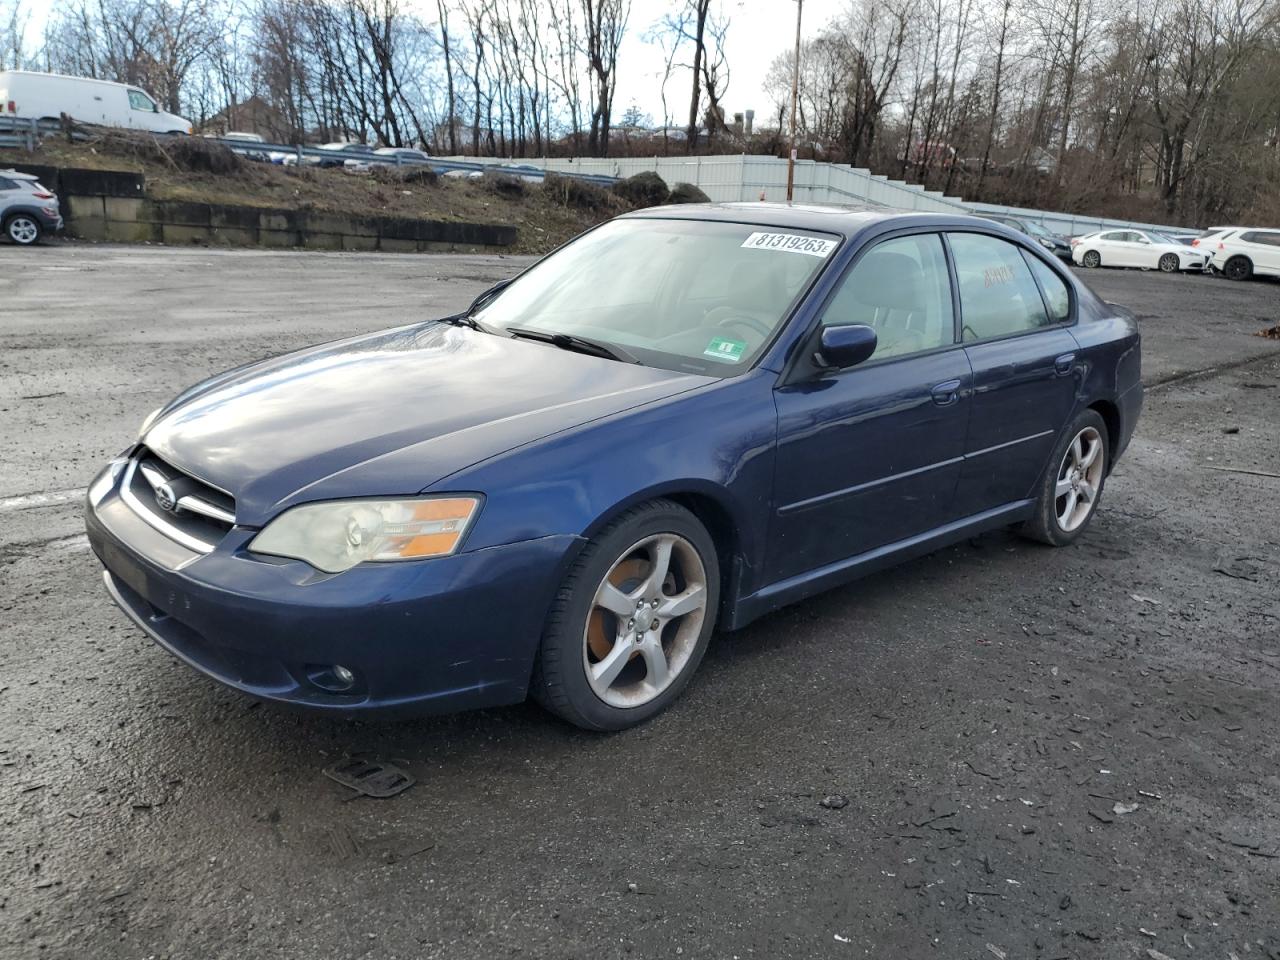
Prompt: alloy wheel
<box><xmin>1054</xmin><ymin>426</ymin><xmax>1105</xmax><ymax>532</ymax></box>
<box><xmin>7</xmin><ymin>216</ymin><xmax>39</xmax><ymax>245</ymax></box>
<box><xmin>582</xmin><ymin>532</ymin><xmax>709</xmax><ymax>708</ymax></box>
<box><xmin>1159</xmin><ymin>253</ymin><xmax>1179</xmax><ymax>273</ymax></box>
<box><xmin>1082</xmin><ymin>250</ymin><xmax>1100</xmax><ymax>268</ymax></box>
<box><xmin>1224</xmin><ymin>257</ymin><xmax>1251</xmax><ymax>281</ymax></box>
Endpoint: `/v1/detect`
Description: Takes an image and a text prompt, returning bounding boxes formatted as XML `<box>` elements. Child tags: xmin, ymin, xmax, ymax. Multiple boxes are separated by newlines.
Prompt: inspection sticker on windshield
<box><xmin>704</xmin><ymin>336</ymin><xmax>747</xmax><ymax>363</ymax></box>
<box><xmin>741</xmin><ymin>232</ymin><xmax>836</xmax><ymax>258</ymax></box>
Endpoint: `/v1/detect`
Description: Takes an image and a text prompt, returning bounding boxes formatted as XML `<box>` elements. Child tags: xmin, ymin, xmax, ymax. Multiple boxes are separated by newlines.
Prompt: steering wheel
<box><xmin>714</xmin><ymin>313</ymin><xmax>773</xmax><ymax>337</ymax></box>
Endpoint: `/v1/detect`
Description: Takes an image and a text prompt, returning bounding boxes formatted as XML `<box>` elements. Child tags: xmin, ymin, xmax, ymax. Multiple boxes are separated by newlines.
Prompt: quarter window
<box><xmin>820</xmin><ymin>233</ymin><xmax>954</xmax><ymax>361</ymax></box>
<box><xmin>128</xmin><ymin>90</ymin><xmax>155</xmax><ymax>111</ymax></box>
<box><xmin>947</xmin><ymin>233</ymin><xmax>1050</xmax><ymax>342</ymax></box>
<box><xmin>1024</xmin><ymin>255</ymin><xmax>1071</xmax><ymax>322</ymax></box>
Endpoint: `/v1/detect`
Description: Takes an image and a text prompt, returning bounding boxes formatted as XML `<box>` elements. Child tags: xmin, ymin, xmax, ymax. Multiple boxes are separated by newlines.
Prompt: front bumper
<box><xmin>85</xmin><ymin>467</ymin><xmax>580</xmax><ymax>716</ymax></box>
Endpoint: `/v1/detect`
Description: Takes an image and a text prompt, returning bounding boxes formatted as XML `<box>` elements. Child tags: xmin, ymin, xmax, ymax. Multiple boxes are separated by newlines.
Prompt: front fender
<box><xmin>430</xmin><ymin>371</ymin><xmax>779</xmax><ymax>600</ymax></box>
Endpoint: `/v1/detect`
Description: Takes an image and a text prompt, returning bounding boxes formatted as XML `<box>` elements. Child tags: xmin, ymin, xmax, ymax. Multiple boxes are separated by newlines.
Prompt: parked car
<box><xmin>1190</xmin><ymin>226</ymin><xmax>1240</xmax><ymax>253</ymax></box>
<box><xmin>282</xmin><ymin>142</ymin><xmax>375</xmax><ymax>168</ymax></box>
<box><xmin>86</xmin><ymin>206</ymin><xmax>1142</xmax><ymax>730</ymax></box>
<box><xmin>0</xmin><ymin>70</ymin><xmax>190</xmax><ymax>134</ymax></box>
<box><xmin>374</xmin><ymin>146</ymin><xmax>431</xmax><ymax>164</ymax></box>
<box><xmin>213</xmin><ymin>131</ymin><xmax>272</xmax><ymax>163</ymax></box>
<box><xmin>977</xmin><ymin>214</ymin><xmax>1072</xmax><ymax>261</ymax></box>
<box><xmin>1071</xmin><ymin>228</ymin><xmax>1207</xmax><ymax>272</ymax></box>
<box><xmin>0</xmin><ymin>168</ymin><xmax>62</xmax><ymax>245</ymax></box>
<box><xmin>1207</xmin><ymin>227</ymin><xmax>1280</xmax><ymax>281</ymax></box>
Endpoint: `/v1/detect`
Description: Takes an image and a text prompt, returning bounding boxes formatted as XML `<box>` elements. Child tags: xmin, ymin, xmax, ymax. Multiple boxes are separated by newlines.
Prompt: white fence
<box><xmin>455</xmin><ymin>152</ymin><xmax>1197</xmax><ymax>235</ymax></box>
<box><xmin>454</xmin><ymin>153</ymin><xmax>971</xmax><ymax>213</ymax></box>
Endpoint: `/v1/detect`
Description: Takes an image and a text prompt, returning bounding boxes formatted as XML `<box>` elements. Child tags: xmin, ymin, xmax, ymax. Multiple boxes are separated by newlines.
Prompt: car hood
<box><xmin>143</xmin><ymin>323</ymin><xmax>710</xmax><ymax>525</ymax></box>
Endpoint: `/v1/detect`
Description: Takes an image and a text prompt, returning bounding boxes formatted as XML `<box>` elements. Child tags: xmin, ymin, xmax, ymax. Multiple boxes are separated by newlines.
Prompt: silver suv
<box><xmin>1</xmin><ymin>169</ymin><xmax>63</xmax><ymax>245</ymax></box>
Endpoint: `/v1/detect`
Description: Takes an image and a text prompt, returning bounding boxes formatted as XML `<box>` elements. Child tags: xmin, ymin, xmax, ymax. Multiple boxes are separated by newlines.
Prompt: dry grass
<box><xmin>0</xmin><ymin>137</ymin><xmax>628</xmax><ymax>254</ymax></box>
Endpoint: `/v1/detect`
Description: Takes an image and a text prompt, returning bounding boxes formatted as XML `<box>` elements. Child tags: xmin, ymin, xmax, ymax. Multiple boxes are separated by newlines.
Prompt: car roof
<box><xmin>0</xmin><ymin>168</ymin><xmax>38</xmax><ymax>181</ymax></box>
<box><xmin>619</xmin><ymin>201</ymin><xmax>993</xmax><ymax>238</ymax></box>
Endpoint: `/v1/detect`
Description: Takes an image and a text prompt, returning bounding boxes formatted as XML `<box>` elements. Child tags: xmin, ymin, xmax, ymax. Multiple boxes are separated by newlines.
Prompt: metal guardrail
<box><xmin>0</xmin><ymin>116</ymin><xmax>618</xmax><ymax>185</ymax></box>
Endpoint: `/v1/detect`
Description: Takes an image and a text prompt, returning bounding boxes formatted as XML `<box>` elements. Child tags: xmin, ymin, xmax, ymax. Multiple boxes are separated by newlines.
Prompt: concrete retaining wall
<box><xmin>3</xmin><ymin>163</ymin><xmax>516</xmax><ymax>252</ymax></box>
<box><xmin>64</xmin><ymin>195</ymin><xmax>517</xmax><ymax>251</ymax></box>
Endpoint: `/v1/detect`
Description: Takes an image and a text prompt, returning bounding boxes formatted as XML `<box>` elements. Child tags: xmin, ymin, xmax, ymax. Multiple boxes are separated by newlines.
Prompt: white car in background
<box><xmin>1071</xmin><ymin>229</ymin><xmax>1207</xmax><ymax>273</ymax></box>
<box><xmin>0</xmin><ymin>70</ymin><xmax>190</xmax><ymax>134</ymax></box>
<box><xmin>1206</xmin><ymin>228</ymin><xmax>1280</xmax><ymax>281</ymax></box>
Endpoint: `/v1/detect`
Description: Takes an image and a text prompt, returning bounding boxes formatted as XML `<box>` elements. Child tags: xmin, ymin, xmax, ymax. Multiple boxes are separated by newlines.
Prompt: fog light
<box><xmin>306</xmin><ymin>663</ymin><xmax>357</xmax><ymax>693</ymax></box>
<box><xmin>332</xmin><ymin>665</ymin><xmax>355</xmax><ymax>686</ymax></box>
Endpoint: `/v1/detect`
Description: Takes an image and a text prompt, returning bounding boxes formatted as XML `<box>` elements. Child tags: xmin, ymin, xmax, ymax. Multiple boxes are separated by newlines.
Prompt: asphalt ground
<box><xmin>1</xmin><ymin>245</ymin><xmax>1278</xmax><ymax>960</ymax></box>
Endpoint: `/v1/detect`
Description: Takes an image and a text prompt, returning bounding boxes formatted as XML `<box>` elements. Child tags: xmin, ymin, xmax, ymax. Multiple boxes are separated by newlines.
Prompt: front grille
<box><xmin>119</xmin><ymin>449</ymin><xmax>236</xmax><ymax>553</ymax></box>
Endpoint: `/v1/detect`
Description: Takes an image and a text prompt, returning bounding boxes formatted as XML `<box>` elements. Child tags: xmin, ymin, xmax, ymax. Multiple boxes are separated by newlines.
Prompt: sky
<box><xmin>612</xmin><ymin>0</ymin><xmax>847</xmax><ymax>128</ymax></box>
<box><xmin>9</xmin><ymin>0</ymin><xmax>849</xmax><ymax>129</ymax></box>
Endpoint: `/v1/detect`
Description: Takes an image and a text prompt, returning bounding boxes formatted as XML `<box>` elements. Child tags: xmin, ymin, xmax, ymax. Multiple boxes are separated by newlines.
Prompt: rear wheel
<box><xmin>1021</xmin><ymin>410</ymin><xmax>1109</xmax><ymax>547</ymax></box>
<box><xmin>531</xmin><ymin>500</ymin><xmax>719</xmax><ymax>731</ymax></box>
<box><xmin>1081</xmin><ymin>249</ymin><xmax>1101</xmax><ymax>268</ymax></box>
<box><xmin>1224</xmin><ymin>256</ymin><xmax>1253</xmax><ymax>281</ymax></box>
<box><xmin>1158</xmin><ymin>252</ymin><xmax>1180</xmax><ymax>273</ymax></box>
<box><xmin>4</xmin><ymin>214</ymin><xmax>42</xmax><ymax>246</ymax></box>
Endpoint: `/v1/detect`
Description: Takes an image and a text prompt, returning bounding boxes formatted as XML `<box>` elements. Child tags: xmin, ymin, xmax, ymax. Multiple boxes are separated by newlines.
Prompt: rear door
<box><xmin>768</xmin><ymin>232</ymin><xmax>971</xmax><ymax>583</ymax></box>
<box><xmin>947</xmin><ymin>232</ymin><xmax>1081</xmax><ymax>516</ymax></box>
<box><xmin>1243</xmin><ymin>231</ymin><xmax>1280</xmax><ymax>275</ymax></box>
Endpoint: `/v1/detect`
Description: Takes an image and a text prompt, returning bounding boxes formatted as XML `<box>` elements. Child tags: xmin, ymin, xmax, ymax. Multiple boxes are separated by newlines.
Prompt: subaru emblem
<box><xmin>155</xmin><ymin>482</ymin><xmax>177</xmax><ymax>512</ymax></box>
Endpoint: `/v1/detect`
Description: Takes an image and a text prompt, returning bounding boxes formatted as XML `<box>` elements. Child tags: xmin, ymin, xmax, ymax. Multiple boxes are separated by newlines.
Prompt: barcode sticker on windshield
<box><xmin>741</xmin><ymin>232</ymin><xmax>836</xmax><ymax>258</ymax></box>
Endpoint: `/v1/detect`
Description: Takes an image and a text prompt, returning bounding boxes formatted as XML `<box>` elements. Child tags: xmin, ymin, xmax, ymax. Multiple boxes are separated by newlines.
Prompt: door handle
<box><xmin>930</xmin><ymin>379</ymin><xmax>962</xmax><ymax>406</ymax></box>
<box><xmin>1054</xmin><ymin>352</ymin><xmax>1077</xmax><ymax>376</ymax></box>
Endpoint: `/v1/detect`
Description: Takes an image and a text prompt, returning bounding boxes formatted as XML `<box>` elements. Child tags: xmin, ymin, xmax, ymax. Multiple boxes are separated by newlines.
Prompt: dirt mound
<box><xmin>668</xmin><ymin>182</ymin><xmax>711</xmax><ymax>204</ymax></box>
<box><xmin>96</xmin><ymin>131</ymin><xmax>243</xmax><ymax>175</ymax></box>
<box><xmin>543</xmin><ymin>173</ymin><xmax>627</xmax><ymax>214</ymax></box>
<box><xmin>612</xmin><ymin>171</ymin><xmax>669</xmax><ymax>207</ymax></box>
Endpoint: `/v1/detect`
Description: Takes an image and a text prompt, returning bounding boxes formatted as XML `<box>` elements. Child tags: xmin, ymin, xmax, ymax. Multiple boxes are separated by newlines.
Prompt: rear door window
<box><xmin>947</xmin><ymin>233</ymin><xmax>1051</xmax><ymax>341</ymax></box>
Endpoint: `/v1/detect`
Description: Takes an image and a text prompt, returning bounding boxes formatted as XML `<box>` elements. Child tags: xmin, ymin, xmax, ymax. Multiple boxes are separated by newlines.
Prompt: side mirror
<box><xmin>815</xmin><ymin>324</ymin><xmax>877</xmax><ymax>370</ymax></box>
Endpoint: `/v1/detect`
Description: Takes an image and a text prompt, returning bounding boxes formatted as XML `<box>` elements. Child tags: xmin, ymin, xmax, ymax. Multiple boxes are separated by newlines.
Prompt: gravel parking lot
<box><xmin>2</xmin><ymin>245</ymin><xmax>1278</xmax><ymax>960</ymax></box>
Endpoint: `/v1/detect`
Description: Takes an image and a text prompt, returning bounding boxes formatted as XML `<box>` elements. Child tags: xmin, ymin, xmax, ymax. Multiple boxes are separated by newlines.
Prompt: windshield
<box><xmin>1146</xmin><ymin>231</ymin><xmax>1176</xmax><ymax>245</ymax></box>
<box><xmin>473</xmin><ymin>218</ymin><xmax>839</xmax><ymax>375</ymax></box>
<box><xmin>1020</xmin><ymin>220</ymin><xmax>1056</xmax><ymax>239</ymax></box>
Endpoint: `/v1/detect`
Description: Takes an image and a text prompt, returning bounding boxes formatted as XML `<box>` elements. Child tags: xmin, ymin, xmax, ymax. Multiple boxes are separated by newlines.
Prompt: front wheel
<box><xmin>531</xmin><ymin>500</ymin><xmax>719</xmax><ymax>730</ymax></box>
<box><xmin>1158</xmin><ymin>252</ymin><xmax>1180</xmax><ymax>273</ymax></box>
<box><xmin>1021</xmin><ymin>410</ymin><xmax>1109</xmax><ymax>546</ymax></box>
<box><xmin>1081</xmin><ymin>250</ymin><xmax>1101</xmax><ymax>268</ymax></box>
<box><xmin>4</xmin><ymin>214</ymin><xmax>42</xmax><ymax>246</ymax></box>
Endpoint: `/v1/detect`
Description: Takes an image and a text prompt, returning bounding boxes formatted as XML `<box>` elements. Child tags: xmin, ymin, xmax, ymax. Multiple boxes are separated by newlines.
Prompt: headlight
<box><xmin>138</xmin><ymin>406</ymin><xmax>162</xmax><ymax>438</ymax></box>
<box><xmin>1039</xmin><ymin>237</ymin><xmax>1055</xmax><ymax>249</ymax></box>
<box><xmin>249</xmin><ymin>496</ymin><xmax>481</xmax><ymax>573</ymax></box>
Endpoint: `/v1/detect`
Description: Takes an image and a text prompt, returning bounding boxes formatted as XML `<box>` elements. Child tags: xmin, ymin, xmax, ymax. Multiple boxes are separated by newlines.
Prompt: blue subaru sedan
<box><xmin>85</xmin><ymin>204</ymin><xmax>1143</xmax><ymax>730</ymax></box>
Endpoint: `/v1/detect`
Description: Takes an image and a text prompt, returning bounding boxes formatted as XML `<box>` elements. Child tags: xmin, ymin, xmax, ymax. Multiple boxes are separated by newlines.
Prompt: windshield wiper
<box><xmin>505</xmin><ymin>326</ymin><xmax>640</xmax><ymax>364</ymax></box>
<box><xmin>435</xmin><ymin>278</ymin><xmax>515</xmax><ymax>331</ymax></box>
<box><xmin>437</xmin><ymin>312</ymin><xmax>484</xmax><ymax>330</ymax></box>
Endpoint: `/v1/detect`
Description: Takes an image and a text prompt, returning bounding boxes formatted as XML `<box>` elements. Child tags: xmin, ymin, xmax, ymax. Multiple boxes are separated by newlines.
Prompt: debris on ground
<box><xmin>323</xmin><ymin>757</ymin><xmax>415</xmax><ymax>799</ymax></box>
<box><xmin>819</xmin><ymin>794</ymin><xmax>849</xmax><ymax>810</ymax></box>
<box><xmin>1113</xmin><ymin>801</ymin><xmax>1140</xmax><ymax>816</ymax></box>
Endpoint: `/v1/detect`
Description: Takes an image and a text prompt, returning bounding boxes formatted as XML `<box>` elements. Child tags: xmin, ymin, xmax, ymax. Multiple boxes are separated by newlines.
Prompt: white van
<box><xmin>0</xmin><ymin>70</ymin><xmax>191</xmax><ymax>134</ymax></box>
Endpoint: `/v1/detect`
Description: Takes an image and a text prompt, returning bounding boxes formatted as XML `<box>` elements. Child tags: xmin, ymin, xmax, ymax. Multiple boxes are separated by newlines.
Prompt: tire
<box><xmin>1158</xmin><ymin>252</ymin><xmax>1180</xmax><ymax>273</ymax></box>
<box><xmin>530</xmin><ymin>499</ymin><xmax>720</xmax><ymax>731</ymax></box>
<box><xmin>1020</xmin><ymin>409</ymin><xmax>1109</xmax><ymax>547</ymax></box>
<box><xmin>1081</xmin><ymin>250</ymin><xmax>1101</xmax><ymax>268</ymax></box>
<box><xmin>1223</xmin><ymin>256</ymin><xmax>1253</xmax><ymax>281</ymax></box>
<box><xmin>4</xmin><ymin>214</ymin><xmax>42</xmax><ymax>246</ymax></box>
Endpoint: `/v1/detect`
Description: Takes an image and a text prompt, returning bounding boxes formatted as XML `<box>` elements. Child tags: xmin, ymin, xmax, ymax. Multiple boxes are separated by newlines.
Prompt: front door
<box><xmin>945</xmin><ymin>232</ymin><xmax>1082</xmax><ymax>515</ymax></box>
<box><xmin>768</xmin><ymin>232</ymin><xmax>971</xmax><ymax>584</ymax></box>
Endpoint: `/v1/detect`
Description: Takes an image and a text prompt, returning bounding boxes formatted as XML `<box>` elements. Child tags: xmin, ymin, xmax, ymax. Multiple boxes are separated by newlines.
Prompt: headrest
<box><xmin>727</xmin><ymin>259</ymin><xmax>785</xmax><ymax>312</ymax></box>
<box><xmin>852</xmin><ymin>250</ymin><xmax>926</xmax><ymax>311</ymax></box>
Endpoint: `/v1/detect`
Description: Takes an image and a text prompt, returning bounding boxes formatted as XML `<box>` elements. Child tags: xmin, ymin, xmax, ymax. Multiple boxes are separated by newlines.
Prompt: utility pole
<box><xmin>786</xmin><ymin>0</ymin><xmax>802</xmax><ymax>202</ymax></box>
